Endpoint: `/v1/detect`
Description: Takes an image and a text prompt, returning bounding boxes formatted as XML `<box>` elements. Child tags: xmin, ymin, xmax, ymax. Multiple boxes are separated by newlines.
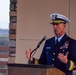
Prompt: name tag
<box><xmin>46</xmin><ymin>47</ymin><xmax>51</xmax><ymax>49</ymax></box>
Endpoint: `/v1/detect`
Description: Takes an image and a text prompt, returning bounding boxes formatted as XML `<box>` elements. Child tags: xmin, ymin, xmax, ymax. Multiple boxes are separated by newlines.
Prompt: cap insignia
<box><xmin>52</xmin><ymin>15</ymin><xmax>57</xmax><ymax>20</ymax></box>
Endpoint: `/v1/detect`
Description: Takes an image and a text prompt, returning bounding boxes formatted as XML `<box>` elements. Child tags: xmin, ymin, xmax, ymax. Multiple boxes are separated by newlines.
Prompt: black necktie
<box><xmin>55</xmin><ymin>39</ymin><xmax>59</xmax><ymax>47</ymax></box>
<box><xmin>56</xmin><ymin>39</ymin><xmax>58</xmax><ymax>45</ymax></box>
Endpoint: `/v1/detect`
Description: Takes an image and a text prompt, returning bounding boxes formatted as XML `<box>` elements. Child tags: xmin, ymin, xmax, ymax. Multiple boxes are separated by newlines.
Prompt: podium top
<box><xmin>7</xmin><ymin>63</ymin><xmax>55</xmax><ymax>68</ymax></box>
<box><xmin>8</xmin><ymin>63</ymin><xmax>65</xmax><ymax>75</ymax></box>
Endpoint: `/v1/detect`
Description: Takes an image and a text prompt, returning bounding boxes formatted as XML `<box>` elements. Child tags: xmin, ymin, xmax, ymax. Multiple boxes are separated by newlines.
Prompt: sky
<box><xmin>0</xmin><ymin>0</ymin><xmax>10</xmax><ymax>29</ymax></box>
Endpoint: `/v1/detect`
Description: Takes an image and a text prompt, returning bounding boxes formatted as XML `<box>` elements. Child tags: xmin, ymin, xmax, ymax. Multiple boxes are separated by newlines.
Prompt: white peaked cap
<box><xmin>50</xmin><ymin>13</ymin><xmax>70</xmax><ymax>23</ymax></box>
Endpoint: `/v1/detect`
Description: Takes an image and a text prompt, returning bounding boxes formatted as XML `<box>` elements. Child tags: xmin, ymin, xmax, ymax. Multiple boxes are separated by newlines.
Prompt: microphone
<box><xmin>29</xmin><ymin>36</ymin><xmax>47</xmax><ymax>64</ymax></box>
<box><xmin>37</xmin><ymin>36</ymin><xmax>47</xmax><ymax>48</ymax></box>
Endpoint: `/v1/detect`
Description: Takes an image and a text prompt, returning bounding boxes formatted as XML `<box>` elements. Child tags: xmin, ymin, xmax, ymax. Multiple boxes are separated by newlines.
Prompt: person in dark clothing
<box><xmin>25</xmin><ymin>13</ymin><xmax>76</xmax><ymax>75</ymax></box>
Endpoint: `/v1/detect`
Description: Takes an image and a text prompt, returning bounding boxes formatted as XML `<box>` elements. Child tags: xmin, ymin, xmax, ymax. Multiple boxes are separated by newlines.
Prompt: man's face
<box><xmin>52</xmin><ymin>23</ymin><xmax>66</xmax><ymax>37</ymax></box>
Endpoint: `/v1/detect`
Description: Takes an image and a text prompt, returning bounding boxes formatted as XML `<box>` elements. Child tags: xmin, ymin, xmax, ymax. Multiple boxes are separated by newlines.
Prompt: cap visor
<box><xmin>50</xmin><ymin>20</ymin><xmax>65</xmax><ymax>24</ymax></box>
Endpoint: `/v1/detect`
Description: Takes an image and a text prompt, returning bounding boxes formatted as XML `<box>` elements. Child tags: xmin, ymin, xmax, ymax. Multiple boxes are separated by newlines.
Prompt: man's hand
<box><xmin>58</xmin><ymin>52</ymin><xmax>69</xmax><ymax>64</ymax></box>
<box><xmin>25</xmin><ymin>48</ymin><xmax>33</xmax><ymax>61</ymax></box>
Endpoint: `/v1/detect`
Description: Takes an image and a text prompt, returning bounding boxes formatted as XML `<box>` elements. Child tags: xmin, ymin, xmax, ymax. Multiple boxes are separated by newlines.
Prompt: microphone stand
<box><xmin>28</xmin><ymin>36</ymin><xmax>47</xmax><ymax>64</ymax></box>
<box><xmin>29</xmin><ymin>42</ymin><xmax>40</xmax><ymax>64</ymax></box>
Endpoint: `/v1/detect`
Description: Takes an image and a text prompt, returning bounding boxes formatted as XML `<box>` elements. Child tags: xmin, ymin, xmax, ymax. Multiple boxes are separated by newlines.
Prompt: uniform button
<box><xmin>51</xmin><ymin>64</ymin><xmax>54</xmax><ymax>66</ymax></box>
<box><xmin>52</xmin><ymin>58</ymin><xmax>54</xmax><ymax>60</ymax></box>
<box><xmin>63</xmin><ymin>50</ymin><xmax>65</xmax><ymax>52</ymax></box>
<box><xmin>46</xmin><ymin>52</ymin><xmax>48</xmax><ymax>54</ymax></box>
<box><xmin>53</xmin><ymin>53</ymin><xmax>55</xmax><ymax>55</ymax></box>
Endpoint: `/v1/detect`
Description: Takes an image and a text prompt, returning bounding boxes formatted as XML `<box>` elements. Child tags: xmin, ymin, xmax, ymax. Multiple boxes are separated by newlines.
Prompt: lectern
<box><xmin>8</xmin><ymin>63</ymin><xmax>65</xmax><ymax>75</ymax></box>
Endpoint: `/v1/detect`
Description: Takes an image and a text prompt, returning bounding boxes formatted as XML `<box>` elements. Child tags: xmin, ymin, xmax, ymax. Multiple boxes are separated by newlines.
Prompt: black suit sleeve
<box><xmin>66</xmin><ymin>40</ymin><xmax>76</xmax><ymax>71</ymax></box>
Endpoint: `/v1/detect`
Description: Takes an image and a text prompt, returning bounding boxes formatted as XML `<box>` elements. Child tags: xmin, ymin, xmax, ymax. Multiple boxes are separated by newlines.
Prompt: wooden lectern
<box><xmin>8</xmin><ymin>63</ymin><xmax>65</xmax><ymax>75</ymax></box>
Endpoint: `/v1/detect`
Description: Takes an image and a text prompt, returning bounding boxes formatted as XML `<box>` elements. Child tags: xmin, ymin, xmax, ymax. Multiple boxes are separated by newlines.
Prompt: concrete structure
<box><xmin>9</xmin><ymin>0</ymin><xmax>17</xmax><ymax>63</ymax></box>
<box><xmin>9</xmin><ymin>0</ymin><xmax>76</xmax><ymax>64</ymax></box>
<box><xmin>9</xmin><ymin>0</ymin><xmax>76</xmax><ymax>75</ymax></box>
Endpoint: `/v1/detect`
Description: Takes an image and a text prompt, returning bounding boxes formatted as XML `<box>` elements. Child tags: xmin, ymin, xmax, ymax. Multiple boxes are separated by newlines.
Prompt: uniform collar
<box><xmin>55</xmin><ymin>33</ymin><xmax>65</xmax><ymax>42</ymax></box>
